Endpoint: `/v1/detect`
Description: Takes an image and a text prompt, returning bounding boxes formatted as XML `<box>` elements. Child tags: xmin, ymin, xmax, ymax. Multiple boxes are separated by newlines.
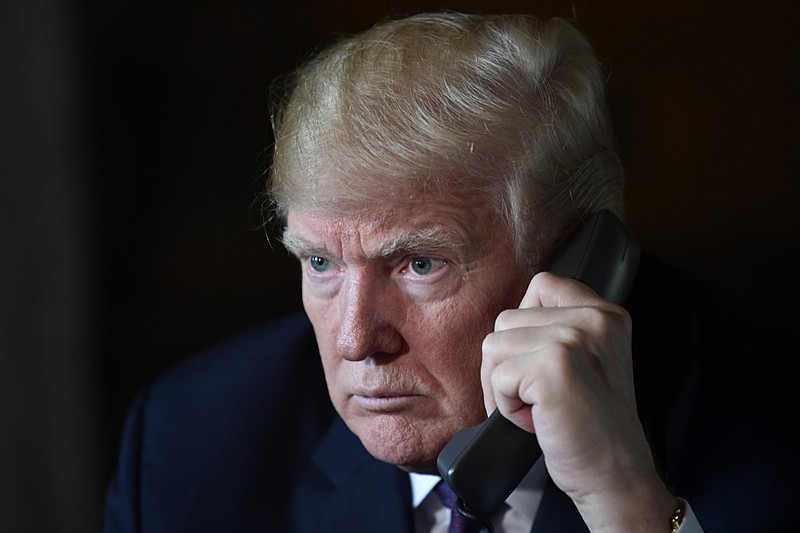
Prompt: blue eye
<box><xmin>309</xmin><ymin>256</ymin><xmax>330</xmax><ymax>272</ymax></box>
<box><xmin>409</xmin><ymin>257</ymin><xmax>445</xmax><ymax>276</ymax></box>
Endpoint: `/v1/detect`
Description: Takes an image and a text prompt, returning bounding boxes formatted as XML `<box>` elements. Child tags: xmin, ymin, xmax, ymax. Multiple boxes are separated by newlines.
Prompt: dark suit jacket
<box><xmin>103</xmin><ymin>256</ymin><xmax>797</xmax><ymax>532</ymax></box>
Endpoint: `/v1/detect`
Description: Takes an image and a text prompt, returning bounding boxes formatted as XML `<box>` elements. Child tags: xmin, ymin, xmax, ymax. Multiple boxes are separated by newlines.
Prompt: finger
<box><xmin>481</xmin><ymin>321</ymin><xmax>582</xmax><ymax>412</ymax></box>
<box><xmin>519</xmin><ymin>271</ymin><xmax>603</xmax><ymax>309</ymax></box>
<box><xmin>488</xmin><ymin>353</ymin><xmax>542</xmax><ymax>433</ymax></box>
<box><xmin>480</xmin><ymin>326</ymin><xmax>546</xmax><ymax>412</ymax></box>
<box><xmin>481</xmin><ymin>332</ymin><xmax>499</xmax><ymax>414</ymax></box>
<box><xmin>494</xmin><ymin>305</ymin><xmax>594</xmax><ymax>333</ymax></box>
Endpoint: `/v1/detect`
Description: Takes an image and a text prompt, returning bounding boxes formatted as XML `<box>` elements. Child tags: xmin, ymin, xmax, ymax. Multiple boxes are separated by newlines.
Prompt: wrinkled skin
<box><xmin>285</xmin><ymin>196</ymin><xmax>677</xmax><ymax>531</ymax></box>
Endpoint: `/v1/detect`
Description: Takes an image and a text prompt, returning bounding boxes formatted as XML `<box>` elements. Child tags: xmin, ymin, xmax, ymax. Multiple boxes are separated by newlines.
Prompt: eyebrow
<box><xmin>375</xmin><ymin>227</ymin><xmax>465</xmax><ymax>257</ymax></box>
<box><xmin>281</xmin><ymin>226</ymin><xmax>468</xmax><ymax>259</ymax></box>
<box><xmin>280</xmin><ymin>231</ymin><xmax>327</xmax><ymax>258</ymax></box>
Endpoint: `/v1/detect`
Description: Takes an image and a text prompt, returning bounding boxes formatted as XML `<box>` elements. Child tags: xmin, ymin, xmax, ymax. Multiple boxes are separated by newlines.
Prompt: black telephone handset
<box><xmin>436</xmin><ymin>210</ymin><xmax>641</xmax><ymax>521</ymax></box>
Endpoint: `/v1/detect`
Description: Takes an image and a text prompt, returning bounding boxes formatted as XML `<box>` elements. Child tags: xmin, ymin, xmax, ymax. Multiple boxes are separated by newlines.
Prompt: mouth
<box><xmin>351</xmin><ymin>389</ymin><xmax>422</xmax><ymax>413</ymax></box>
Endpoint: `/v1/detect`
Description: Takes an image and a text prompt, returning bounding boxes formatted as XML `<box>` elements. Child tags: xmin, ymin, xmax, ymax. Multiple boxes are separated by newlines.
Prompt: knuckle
<box><xmin>558</xmin><ymin>325</ymin><xmax>585</xmax><ymax>350</ymax></box>
<box><xmin>616</xmin><ymin>306</ymin><xmax>633</xmax><ymax>333</ymax></box>
<box><xmin>582</xmin><ymin>305</ymin><xmax>609</xmax><ymax>330</ymax></box>
<box><xmin>481</xmin><ymin>332</ymin><xmax>501</xmax><ymax>361</ymax></box>
<box><xmin>493</xmin><ymin>308</ymin><xmax>516</xmax><ymax>331</ymax></box>
<box><xmin>580</xmin><ymin>303</ymin><xmax>630</xmax><ymax>338</ymax></box>
<box><xmin>489</xmin><ymin>367</ymin><xmax>506</xmax><ymax>389</ymax></box>
<box><xmin>548</xmin><ymin>343</ymin><xmax>581</xmax><ymax>383</ymax></box>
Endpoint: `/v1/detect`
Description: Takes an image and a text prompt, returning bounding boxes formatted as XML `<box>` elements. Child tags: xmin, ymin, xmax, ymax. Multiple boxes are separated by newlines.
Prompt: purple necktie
<box><xmin>434</xmin><ymin>480</ymin><xmax>483</xmax><ymax>533</ymax></box>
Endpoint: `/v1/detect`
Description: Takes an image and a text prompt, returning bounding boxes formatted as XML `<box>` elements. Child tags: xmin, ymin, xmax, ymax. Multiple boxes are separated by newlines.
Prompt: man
<box><xmin>104</xmin><ymin>12</ymin><xmax>795</xmax><ymax>532</ymax></box>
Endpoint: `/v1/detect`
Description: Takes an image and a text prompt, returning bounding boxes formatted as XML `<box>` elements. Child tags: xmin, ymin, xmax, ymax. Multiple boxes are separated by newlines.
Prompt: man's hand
<box><xmin>480</xmin><ymin>272</ymin><xmax>678</xmax><ymax>532</ymax></box>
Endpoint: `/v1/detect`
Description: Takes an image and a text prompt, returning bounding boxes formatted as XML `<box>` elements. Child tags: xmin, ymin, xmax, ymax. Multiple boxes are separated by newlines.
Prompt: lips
<box><xmin>351</xmin><ymin>386</ymin><xmax>423</xmax><ymax>412</ymax></box>
<box><xmin>352</xmin><ymin>394</ymin><xmax>419</xmax><ymax>412</ymax></box>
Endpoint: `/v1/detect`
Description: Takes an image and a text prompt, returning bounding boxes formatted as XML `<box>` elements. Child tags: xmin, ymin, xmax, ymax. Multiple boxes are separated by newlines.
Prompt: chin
<box><xmin>355</xmin><ymin>414</ymin><xmax>452</xmax><ymax>473</ymax></box>
<box><xmin>364</xmin><ymin>440</ymin><xmax>440</xmax><ymax>474</ymax></box>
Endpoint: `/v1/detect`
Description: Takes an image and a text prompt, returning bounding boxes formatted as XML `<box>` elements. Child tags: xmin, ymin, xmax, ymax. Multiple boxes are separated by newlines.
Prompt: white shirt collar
<box><xmin>503</xmin><ymin>455</ymin><xmax>547</xmax><ymax>527</ymax></box>
<box><xmin>410</xmin><ymin>472</ymin><xmax>442</xmax><ymax>507</ymax></box>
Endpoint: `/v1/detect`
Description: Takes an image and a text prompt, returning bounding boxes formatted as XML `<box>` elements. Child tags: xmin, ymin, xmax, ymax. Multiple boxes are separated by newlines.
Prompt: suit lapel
<box><xmin>296</xmin><ymin>416</ymin><xmax>589</xmax><ymax>533</ymax></box>
<box><xmin>295</xmin><ymin>416</ymin><xmax>413</xmax><ymax>533</ymax></box>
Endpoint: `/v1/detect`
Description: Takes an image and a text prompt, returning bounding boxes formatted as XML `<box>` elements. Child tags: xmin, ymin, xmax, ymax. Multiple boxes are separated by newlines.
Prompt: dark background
<box><xmin>2</xmin><ymin>1</ymin><xmax>798</xmax><ymax>531</ymax></box>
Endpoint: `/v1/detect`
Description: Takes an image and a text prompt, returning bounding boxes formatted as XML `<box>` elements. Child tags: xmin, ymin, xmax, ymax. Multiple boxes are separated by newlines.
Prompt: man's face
<box><xmin>284</xmin><ymin>196</ymin><xmax>530</xmax><ymax>472</ymax></box>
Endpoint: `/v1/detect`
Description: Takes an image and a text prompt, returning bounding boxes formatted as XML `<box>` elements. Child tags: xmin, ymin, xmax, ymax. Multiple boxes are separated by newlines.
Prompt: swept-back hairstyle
<box><xmin>267</xmin><ymin>12</ymin><xmax>624</xmax><ymax>270</ymax></box>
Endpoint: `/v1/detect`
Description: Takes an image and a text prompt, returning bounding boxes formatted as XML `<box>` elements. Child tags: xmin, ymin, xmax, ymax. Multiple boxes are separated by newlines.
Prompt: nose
<box><xmin>336</xmin><ymin>272</ymin><xmax>403</xmax><ymax>362</ymax></box>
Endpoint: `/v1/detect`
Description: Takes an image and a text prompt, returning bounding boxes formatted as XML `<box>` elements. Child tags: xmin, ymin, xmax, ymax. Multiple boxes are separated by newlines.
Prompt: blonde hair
<box><xmin>267</xmin><ymin>12</ymin><xmax>624</xmax><ymax>270</ymax></box>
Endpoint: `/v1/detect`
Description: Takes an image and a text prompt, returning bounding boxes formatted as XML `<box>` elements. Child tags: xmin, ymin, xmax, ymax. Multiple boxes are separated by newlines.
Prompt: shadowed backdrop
<box><xmin>1</xmin><ymin>1</ymin><xmax>797</xmax><ymax>531</ymax></box>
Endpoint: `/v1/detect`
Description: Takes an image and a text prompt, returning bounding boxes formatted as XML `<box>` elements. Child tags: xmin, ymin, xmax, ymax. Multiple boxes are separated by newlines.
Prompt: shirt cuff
<box><xmin>676</xmin><ymin>498</ymin><xmax>704</xmax><ymax>533</ymax></box>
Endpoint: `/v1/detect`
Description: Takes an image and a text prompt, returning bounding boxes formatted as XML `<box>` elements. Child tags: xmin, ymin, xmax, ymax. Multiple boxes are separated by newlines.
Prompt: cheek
<box><xmin>302</xmin><ymin>282</ymin><xmax>337</xmax><ymax>340</ymax></box>
<box><xmin>302</xmin><ymin>291</ymin><xmax>341</xmax><ymax>375</ymax></box>
<box><xmin>416</xmin><ymin>301</ymin><xmax>493</xmax><ymax>393</ymax></box>
<box><xmin>422</xmin><ymin>277</ymin><xmax>526</xmax><ymax>389</ymax></box>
